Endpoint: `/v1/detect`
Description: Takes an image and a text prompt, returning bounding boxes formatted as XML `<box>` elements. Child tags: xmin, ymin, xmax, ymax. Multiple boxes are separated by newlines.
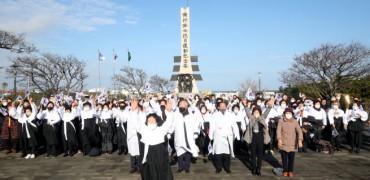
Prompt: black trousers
<box><xmin>250</xmin><ymin>135</ymin><xmax>264</xmax><ymax>170</ymax></box>
<box><xmin>331</xmin><ymin>129</ymin><xmax>342</xmax><ymax>149</ymax></box>
<box><xmin>63</xmin><ymin>139</ymin><xmax>74</xmax><ymax>154</ymax></box>
<box><xmin>280</xmin><ymin>150</ymin><xmax>295</xmax><ymax>172</ymax></box>
<box><xmin>178</xmin><ymin>152</ymin><xmax>191</xmax><ymax>170</ymax></box>
<box><xmin>349</xmin><ymin>130</ymin><xmax>362</xmax><ymax>149</ymax></box>
<box><xmin>130</xmin><ymin>156</ymin><xmax>140</xmax><ymax>169</ymax></box>
<box><xmin>46</xmin><ymin>145</ymin><xmax>56</xmax><ymax>156</ymax></box>
<box><xmin>215</xmin><ymin>153</ymin><xmax>231</xmax><ymax>171</ymax></box>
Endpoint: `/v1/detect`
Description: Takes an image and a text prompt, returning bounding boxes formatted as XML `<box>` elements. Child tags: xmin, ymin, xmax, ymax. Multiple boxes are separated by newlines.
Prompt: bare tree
<box><xmin>239</xmin><ymin>78</ymin><xmax>258</xmax><ymax>92</ymax></box>
<box><xmin>8</xmin><ymin>53</ymin><xmax>87</xmax><ymax>95</ymax></box>
<box><xmin>0</xmin><ymin>30</ymin><xmax>37</xmax><ymax>53</ymax></box>
<box><xmin>113</xmin><ymin>66</ymin><xmax>147</xmax><ymax>96</ymax></box>
<box><xmin>149</xmin><ymin>75</ymin><xmax>175</xmax><ymax>93</ymax></box>
<box><xmin>280</xmin><ymin>42</ymin><xmax>370</xmax><ymax>99</ymax></box>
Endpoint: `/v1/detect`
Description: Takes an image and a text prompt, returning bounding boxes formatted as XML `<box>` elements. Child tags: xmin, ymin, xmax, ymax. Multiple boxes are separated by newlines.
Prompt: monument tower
<box><xmin>171</xmin><ymin>6</ymin><xmax>202</xmax><ymax>94</ymax></box>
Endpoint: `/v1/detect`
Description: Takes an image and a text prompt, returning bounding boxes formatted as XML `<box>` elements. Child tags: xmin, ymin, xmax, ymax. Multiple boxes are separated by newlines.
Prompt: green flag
<box><xmin>128</xmin><ymin>50</ymin><xmax>131</xmax><ymax>62</ymax></box>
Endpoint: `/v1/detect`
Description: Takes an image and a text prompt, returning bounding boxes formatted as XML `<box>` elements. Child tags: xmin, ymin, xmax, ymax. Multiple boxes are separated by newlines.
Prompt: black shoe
<box><xmin>185</xmin><ymin>168</ymin><xmax>190</xmax><ymax>173</ymax></box>
<box><xmin>252</xmin><ymin>169</ymin><xmax>256</xmax><ymax>176</ymax></box>
<box><xmin>215</xmin><ymin>169</ymin><xmax>221</xmax><ymax>174</ymax></box>
<box><xmin>69</xmin><ymin>153</ymin><xmax>74</xmax><ymax>157</ymax></box>
<box><xmin>256</xmin><ymin>169</ymin><xmax>261</xmax><ymax>176</ymax></box>
<box><xmin>355</xmin><ymin>149</ymin><xmax>360</xmax><ymax>154</ymax></box>
<box><xmin>350</xmin><ymin>148</ymin><xmax>354</xmax><ymax>153</ymax></box>
<box><xmin>63</xmin><ymin>153</ymin><xmax>68</xmax><ymax>157</ymax></box>
<box><xmin>177</xmin><ymin>168</ymin><xmax>183</xmax><ymax>173</ymax></box>
<box><xmin>123</xmin><ymin>150</ymin><xmax>128</xmax><ymax>155</ymax></box>
<box><xmin>130</xmin><ymin>168</ymin><xmax>137</xmax><ymax>174</ymax></box>
<box><xmin>118</xmin><ymin>149</ymin><xmax>123</xmax><ymax>155</ymax></box>
<box><xmin>45</xmin><ymin>154</ymin><xmax>50</xmax><ymax>158</ymax></box>
<box><xmin>225</xmin><ymin>169</ymin><xmax>231</xmax><ymax>174</ymax></box>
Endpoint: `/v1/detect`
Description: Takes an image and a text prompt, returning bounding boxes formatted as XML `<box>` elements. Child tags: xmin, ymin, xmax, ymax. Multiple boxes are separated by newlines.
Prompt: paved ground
<box><xmin>1</xmin><ymin>130</ymin><xmax>370</xmax><ymax>180</ymax></box>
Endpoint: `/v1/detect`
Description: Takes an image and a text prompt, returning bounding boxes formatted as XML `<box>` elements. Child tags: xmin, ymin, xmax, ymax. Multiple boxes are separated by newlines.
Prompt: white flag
<box><xmin>16</xmin><ymin>95</ymin><xmax>23</xmax><ymax>102</ymax></box>
<box><xmin>246</xmin><ymin>87</ymin><xmax>255</xmax><ymax>100</ymax></box>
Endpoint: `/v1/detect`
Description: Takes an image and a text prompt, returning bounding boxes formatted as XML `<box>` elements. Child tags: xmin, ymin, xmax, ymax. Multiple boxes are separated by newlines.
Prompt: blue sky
<box><xmin>1</xmin><ymin>0</ymin><xmax>370</xmax><ymax>92</ymax></box>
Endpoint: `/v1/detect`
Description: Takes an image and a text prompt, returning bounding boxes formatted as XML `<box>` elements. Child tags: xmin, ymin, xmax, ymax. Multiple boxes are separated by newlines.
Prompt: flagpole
<box><xmin>113</xmin><ymin>49</ymin><xmax>116</xmax><ymax>98</ymax></box>
<box><xmin>98</xmin><ymin>50</ymin><xmax>101</xmax><ymax>92</ymax></box>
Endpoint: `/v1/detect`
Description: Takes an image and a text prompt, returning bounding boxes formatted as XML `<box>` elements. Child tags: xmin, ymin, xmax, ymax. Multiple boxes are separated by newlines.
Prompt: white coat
<box><xmin>126</xmin><ymin>109</ymin><xmax>146</xmax><ymax>156</ymax></box>
<box><xmin>169</xmin><ymin>111</ymin><xmax>199</xmax><ymax>157</ymax></box>
<box><xmin>209</xmin><ymin>111</ymin><xmax>240</xmax><ymax>157</ymax></box>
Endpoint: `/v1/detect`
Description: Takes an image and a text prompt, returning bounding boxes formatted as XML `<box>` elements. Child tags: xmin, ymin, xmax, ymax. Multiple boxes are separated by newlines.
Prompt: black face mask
<box><xmin>47</xmin><ymin>107</ymin><xmax>53</xmax><ymax>111</ymax></box>
<box><xmin>160</xmin><ymin>105</ymin><xmax>166</xmax><ymax>111</ymax></box>
<box><xmin>179</xmin><ymin>107</ymin><xmax>187</xmax><ymax>115</ymax></box>
<box><xmin>119</xmin><ymin>106</ymin><xmax>125</xmax><ymax>110</ymax></box>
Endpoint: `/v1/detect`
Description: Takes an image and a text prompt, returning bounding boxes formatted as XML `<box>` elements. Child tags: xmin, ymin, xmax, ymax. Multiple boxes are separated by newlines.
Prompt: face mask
<box><xmin>353</xmin><ymin>106</ymin><xmax>359</xmax><ymax>110</ymax></box>
<box><xmin>26</xmin><ymin>112</ymin><xmax>32</xmax><ymax>117</ymax></box>
<box><xmin>2</xmin><ymin>102</ymin><xmax>7</xmax><ymax>107</ymax></box>
<box><xmin>84</xmin><ymin>107</ymin><xmax>90</xmax><ymax>111</ymax></box>
<box><xmin>205</xmin><ymin>100</ymin><xmax>209</xmax><ymax>104</ymax></box>
<box><xmin>333</xmin><ymin>105</ymin><xmax>339</xmax><ymax>110</ymax></box>
<box><xmin>292</xmin><ymin>105</ymin><xmax>297</xmax><ymax>110</ymax></box>
<box><xmin>119</xmin><ymin>106</ymin><xmax>125</xmax><ymax>110</ymax></box>
<box><xmin>201</xmin><ymin>109</ymin><xmax>207</xmax><ymax>114</ymax></box>
<box><xmin>148</xmin><ymin>124</ymin><xmax>157</xmax><ymax>130</ymax></box>
<box><xmin>234</xmin><ymin>110</ymin><xmax>239</xmax><ymax>114</ymax></box>
<box><xmin>103</xmin><ymin>108</ymin><xmax>108</xmax><ymax>112</ymax></box>
<box><xmin>47</xmin><ymin>107</ymin><xmax>53</xmax><ymax>111</ymax></box>
<box><xmin>220</xmin><ymin>109</ymin><xmax>226</xmax><ymax>114</ymax></box>
<box><xmin>314</xmin><ymin>105</ymin><xmax>320</xmax><ymax>109</ymax></box>
<box><xmin>160</xmin><ymin>105</ymin><xmax>166</xmax><ymax>111</ymax></box>
<box><xmin>257</xmin><ymin>103</ymin><xmax>262</xmax><ymax>106</ymax></box>
<box><xmin>285</xmin><ymin>114</ymin><xmax>293</xmax><ymax>119</ymax></box>
<box><xmin>281</xmin><ymin>104</ymin><xmax>287</xmax><ymax>109</ymax></box>
<box><xmin>179</xmin><ymin>107</ymin><xmax>186</xmax><ymax>113</ymax></box>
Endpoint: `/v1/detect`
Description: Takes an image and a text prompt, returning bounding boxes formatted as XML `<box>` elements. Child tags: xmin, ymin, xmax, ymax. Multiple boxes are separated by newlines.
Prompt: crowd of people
<box><xmin>0</xmin><ymin>92</ymin><xmax>368</xmax><ymax>179</ymax></box>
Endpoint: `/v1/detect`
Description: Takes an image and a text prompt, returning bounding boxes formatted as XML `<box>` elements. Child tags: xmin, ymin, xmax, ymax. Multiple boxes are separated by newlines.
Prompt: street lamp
<box><xmin>10</xmin><ymin>64</ymin><xmax>19</xmax><ymax>100</ymax></box>
<box><xmin>257</xmin><ymin>72</ymin><xmax>261</xmax><ymax>92</ymax></box>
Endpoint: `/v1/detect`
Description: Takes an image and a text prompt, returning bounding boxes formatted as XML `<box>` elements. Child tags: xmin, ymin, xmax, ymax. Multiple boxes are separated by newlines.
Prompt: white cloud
<box><xmin>0</xmin><ymin>0</ymin><xmax>139</xmax><ymax>34</ymax></box>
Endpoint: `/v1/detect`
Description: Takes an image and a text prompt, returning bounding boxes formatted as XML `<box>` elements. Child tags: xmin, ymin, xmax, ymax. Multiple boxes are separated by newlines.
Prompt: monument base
<box><xmin>177</xmin><ymin>93</ymin><xmax>192</xmax><ymax>98</ymax></box>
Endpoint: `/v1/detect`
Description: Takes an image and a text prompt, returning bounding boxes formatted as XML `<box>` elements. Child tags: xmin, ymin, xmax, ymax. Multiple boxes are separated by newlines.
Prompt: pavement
<box><xmin>1</xmin><ymin>130</ymin><xmax>370</xmax><ymax>180</ymax></box>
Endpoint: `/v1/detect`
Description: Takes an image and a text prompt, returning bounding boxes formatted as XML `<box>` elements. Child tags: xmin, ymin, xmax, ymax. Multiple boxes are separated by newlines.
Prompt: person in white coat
<box><xmin>346</xmin><ymin>102</ymin><xmax>369</xmax><ymax>153</ymax></box>
<box><xmin>210</xmin><ymin>102</ymin><xmax>240</xmax><ymax>174</ymax></box>
<box><xmin>61</xmin><ymin>105</ymin><xmax>79</xmax><ymax>157</ymax></box>
<box><xmin>126</xmin><ymin>97</ymin><xmax>146</xmax><ymax>173</ymax></box>
<box><xmin>138</xmin><ymin>101</ymin><xmax>175</xmax><ymax>180</ymax></box>
<box><xmin>114</xmin><ymin>100</ymin><xmax>128</xmax><ymax>155</ymax></box>
<box><xmin>169</xmin><ymin>99</ymin><xmax>199</xmax><ymax>173</ymax></box>
<box><xmin>37</xmin><ymin>101</ymin><xmax>61</xmax><ymax>158</ymax></box>
<box><xmin>18</xmin><ymin>106</ymin><xmax>38</xmax><ymax>159</ymax></box>
<box><xmin>327</xmin><ymin>100</ymin><xmax>347</xmax><ymax>152</ymax></box>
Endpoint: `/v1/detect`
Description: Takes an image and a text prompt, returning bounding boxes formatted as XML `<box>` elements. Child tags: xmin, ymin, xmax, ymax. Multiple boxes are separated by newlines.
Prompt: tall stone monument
<box><xmin>170</xmin><ymin>7</ymin><xmax>202</xmax><ymax>94</ymax></box>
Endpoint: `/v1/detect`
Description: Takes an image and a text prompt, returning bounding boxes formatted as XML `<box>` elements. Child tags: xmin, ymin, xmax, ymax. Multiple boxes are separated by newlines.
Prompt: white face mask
<box><xmin>148</xmin><ymin>124</ymin><xmax>157</xmax><ymax>130</ymax></box>
<box><xmin>285</xmin><ymin>114</ymin><xmax>293</xmax><ymax>119</ymax></box>
<box><xmin>201</xmin><ymin>109</ymin><xmax>207</xmax><ymax>114</ymax></box>
<box><xmin>281</xmin><ymin>104</ymin><xmax>287</xmax><ymax>109</ymax></box>
<box><xmin>315</xmin><ymin>105</ymin><xmax>321</xmax><ymax>109</ymax></box>
<box><xmin>2</xmin><ymin>102</ymin><xmax>7</xmax><ymax>106</ymax></box>
<box><xmin>234</xmin><ymin>110</ymin><xmax>239</xmax><ymax>114</ymax></box>
<box><xmin>84</xmin><ymin>107</ymin><xmax>90</xmax><ymax>111</ymax></box>
<box><xmin>257</xmin><ymin>102</ymin><xmax>262</xmax><ymax>106</ymax></box>
<box><xmin>353</xmin><ymin>106</ymin><xmax>359</xmax><ymax>110</ymax></box>
<box><xmin>103</xmin><ymin>108</ymin><xmax>109</xmax><ymax>112</ymax></box>
<box><xmin>333</xmin><ymin>105</ymin><xmax>339</xmax><ymax>110</ymax></box>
